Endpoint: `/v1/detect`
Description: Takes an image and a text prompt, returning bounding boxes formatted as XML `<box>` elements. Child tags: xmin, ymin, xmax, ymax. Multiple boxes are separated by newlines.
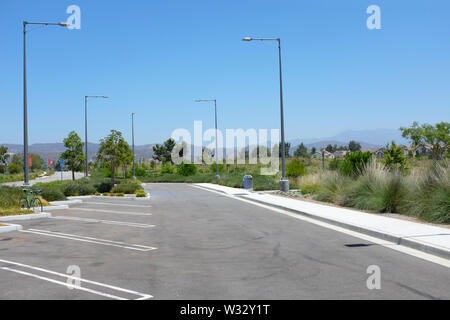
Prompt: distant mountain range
<box><xmin>289</xmin><ymin>128</ymin><xmax>408</xmax><ymax>152</ymax></box>
<box><xmin>1</xmin><ymin>128</ymin><xmax>410</xmax><ymax>161</ymax></box>
<box><xmin>2</xmin><ymin>143</ymin><xmax>156</xmax><ymax>162</ymax></box>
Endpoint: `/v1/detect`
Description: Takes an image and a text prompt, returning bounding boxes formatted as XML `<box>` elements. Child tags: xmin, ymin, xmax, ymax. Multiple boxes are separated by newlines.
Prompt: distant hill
<box><xmin>1</xmin><ymin>142</ymin><xmax>155</xmax><ymax>162</ymax></box>
<box><xmin>289</xmin><ymin>128</ymin><xmax>409</xmax><ymax>152</ymax></box>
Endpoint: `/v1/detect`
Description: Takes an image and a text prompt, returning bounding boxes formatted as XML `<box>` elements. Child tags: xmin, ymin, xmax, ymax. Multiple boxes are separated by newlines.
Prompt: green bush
<box><xmin>135</xmin><ymin>166</ymin><xmax>146</xmax><ymax>177</ymax></box>
<box><xmin>404</xmin><ymin>160</ymin><xmax>450</xmax><ymax>223</ymax></box>
<box><xmin>286</xmin><ymin>159</ymin><xmax>306</xmax><ymax>177</ymax></box>
<box><xmin>8</xmin><ymin>163</ymin><xmax>21</xmax><ymax>174</ymax></box>
<box><xmin>94</xmin><ymin>180</ymin><xmax>113</xmax><ymax>193</ymax></box>
<box><xmin>161</xmin><ymin>164</ymin><xmax>175</xmax><ymax>174</ymax></box>
<box><xmin>61</xmin><ymin>182</ymin><xmax>96</xmax><ymax>196</ymax></box>
<box><xmin>136</xmin><ymin>190</ymin><xmax>147</xmax><ymax>197</ymax></box>
<box><xmin>346</xmin><ymin>161</ymin><xmax>407</xmax><ymax>213</ymax></box>
<box><xmin>111</xmin><ymin>183</ymin><xmax>143</xmax><ymax>194</ymax></box>
<box><xmin>36</xmin><ymin>185</ymin><xmax>66</xmax><ymax>201</ymax></box>
<box><xmin>209</xmin><ymin>163</ymin><xmax>225</xmax><ymax>173</ymax></box>
<box><xmin>328</xmin><ymin>158</ymin><xmax>341</xmax><ymax>171</ymax></box>
<box><xmin>177</xmin><ymin>162</ymin><xmax>198</xmax><ymax>176</ymax></box>
<box><xmin>339</xmin><ymin>151</ymin><xmax>372</xmax><ymax>176</ymax></box>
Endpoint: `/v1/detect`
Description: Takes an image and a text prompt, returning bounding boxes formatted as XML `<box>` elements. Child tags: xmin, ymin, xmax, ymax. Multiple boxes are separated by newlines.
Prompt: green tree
<box><xmin>384</xmin><ymin>141</ymin><xmax>407</xmax><ymax>171</ymax></box>
<box><xmin>152</xmin><ymin>138</ymin><xmax>176</xmax><ymax>164</ymax></box>
<box><xmin>400</xmin><ymin>121</ymin><xmax>423</xmax><ymax>147</ymax></box>
<box><xmin>60</xmin><ymin>131</ymin><xmax>85</xmax><ymax>180</ymax></box>
<box><xmin>348</xmin><ymin>140</ymin><xmax>362</xmax><ymax>152</ymax></box>
<box><xmin>325</xmin><ymin>144</ymin><xmax>334</xmax><ymax>153</ymax></box>
<box><xmin>294</xmin><ymin>143</ymin><xmax>308</xmax><ymax>158</ymax></box>
<box><xmin>401</xmin><ymin>121</ymin><xmax>450</xmax><ymax>160</ymax></box>
<box><xmin>310</xmin><ymin>147</ymin><xmax>316</xmax><ymax>155</ymax></box>
<box><xmin>278</xmin><ymin>142</ymin><xmax>291</xmax><ymax>158</ymax></box>
<box><xmin>340</xmin><ymin>151</ymin><xmax>371</xmax><ymax>176</ymax></box>
<box><xmin>0</xmin><ymin>146</ymin><xmax>9</xmax><ymax>174</ymax></box>
<box><xmin>96</xmin><ymin>130</ymin><xmax>133</xmax><ymax>185</ymax></box>
<box><xmin>30</xmin><ymin>153</ymin><xmax>43</xmax><ymax>171</ymax></box>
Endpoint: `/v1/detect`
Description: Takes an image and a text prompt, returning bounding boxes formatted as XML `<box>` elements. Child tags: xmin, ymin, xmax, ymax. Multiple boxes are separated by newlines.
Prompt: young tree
<box><xmin>348</xmin><ymin>140</ymin><xmax>362</xmax><ymax>152</ymax></box>
<box><xmin>30</xmin><ymin>153</ymin><xmax>43</xmax><ymax>171</ymax></box>
<box><xmin>294</xmin><ymin>143</ymin><xmax>308</xmax><ymax>158</ymax></box>
<box><xmin>384</xmin><ymin>141</ymin><xmax>407</xmax><ymax>171</ymax></box>
<box><xmin>60</xmin><ymin>131</ymin><xmax>85</xmax><ymax>180</ymax></box>
<box><xmin>152</xmin><ymin>138</ymin><xmax>176</xmax><ymax>164</ymax></box>
<box><xmin>0</xmin><ymin>146</ymin><xmax>9</xmax><ymax>174</ymax></box>
<box><xmin>400</xmin><ymin>121</ymin><xmax>423</xmax><ymax>147</ymax></box>
<box><xmin>325</xmin><ymin>144</ymin><xmax>333</xmax><ymax>153</ymax></box>
<box><xmin>278</xmin><ymin>142</ymin><xmax>291</xmax><ymax>158</ymax></box>
<box><xmin>96</xmin><ymin>130</ymin><xmax>133</xmax><ymax>185</ymax></box>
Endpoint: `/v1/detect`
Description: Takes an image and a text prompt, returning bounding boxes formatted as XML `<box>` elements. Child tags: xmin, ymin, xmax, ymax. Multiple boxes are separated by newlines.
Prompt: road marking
<box><xmin>19</xmin><ymin>229</ymin><xmax>157</xmax><ymax>252</ymax></box>
<box><xmin>71</xmin><ymin>208</ymin><xmax>152</xmax><ymax>216</ymax></box>
<box><xmin>0</xmin><ymin>258</ymin><xmax>152</xmax><ymax>300</ymax></box>
<box><xmin>81</xmin><ymin>202</ymin><xmax>151</xmax><ymax>208</ymax></box>
<box><xmin>191</xmin><ymin>185</ymin><xmax>450</xmax><ymax>269</ymax></box>
<box><xmin>50</xmin><ymin>216</ymin><xmax>155</xmax><ymax>228</ymax></box>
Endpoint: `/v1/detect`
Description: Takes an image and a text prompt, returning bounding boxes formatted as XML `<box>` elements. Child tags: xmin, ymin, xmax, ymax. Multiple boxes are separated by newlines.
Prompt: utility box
<box><xmin>243</xmin><ymin>175</ymin><xmax>253</xmax><ymax>190</ymax></box>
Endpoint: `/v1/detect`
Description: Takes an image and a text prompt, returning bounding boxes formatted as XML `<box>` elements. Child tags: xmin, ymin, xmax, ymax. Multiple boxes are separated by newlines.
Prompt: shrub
<box><xmin>346</xmin><ymin>161</ymin><xmax>407</xmax><ymax>213</ymax></box>
<box><xmin>8</xmin><ymin>163</ymin><xmax>21</xmax><ymax>174</ymax></box>
<box><xmin>328</xmin><ymin>158</ymin><xmax>341</xmax><ymax>171</ymax></box>
<box><xmin>37</xmin><ymin>186</ymin><xmax>66</xmax><ymax>201</ymax></box>
<box><xmin>111</xmin><ymin>183</ymin><xmax>143</xmax><ymax>194</ymax></box>
<box><xmin>339</xmin><ymin>151</ymin><xmax>372</xmax><ymax>176</ymax></box>
<box><xmin>297</xmin><ymin>173</ymin><xmax>322</xmax><ymax>195</ymax></box>
<box><xmin>177</xmin><ymin>162</ymin><xmax>198</xmax><ymax>176</ymax></box>
<box><xmin>94</xmin><ymin>180</ymin><xmax>113</xmax><ymax>193</ymax></box>
<box><xmin>404</xmin><ymin>160</ymin><xmax>450</xmax><ymax>223</ymax></box>
<box><xmin>161</xmin><ymin>164</ymin><xmax>175</xmax><ymax>174</ymax></box>
<box><xmin>136</xmin><ymin>190</ymin><xmax>147</xmax><ymax>197</ymax></box>
<box><xmin>135</xmin><ymin>166</ymin><xmax>146</xmax><ymax>177</ymax></box>
<box><xmin>61</xmin><ymin>182</ymin><xmax>96</xmax><ymax>196</ymax></box>
<box><xmin>316</xmin><ymin>172</ymin><xmax>352</xmax><ymax>205</ymax></box>
<box><xmin>209</xmin><ymin>163</ymin><xmax>225</xmax><ymax>173</ymax></box>
<box><xmin>286</xmin><ymin>159</ymin><xmax>306</xmax><ymax>177</ymax></box>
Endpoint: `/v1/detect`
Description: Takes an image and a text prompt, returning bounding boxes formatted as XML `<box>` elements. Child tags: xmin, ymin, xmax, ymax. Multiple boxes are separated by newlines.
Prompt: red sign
<box><xmin>48</xmin><ymin>159</ymin><xmax>52</xmax><ymax>168</ymax></box>
<box><xmin>28</xmin><ymin>155</ymin><xmax>32</xmax><ymax>167</ymax></box>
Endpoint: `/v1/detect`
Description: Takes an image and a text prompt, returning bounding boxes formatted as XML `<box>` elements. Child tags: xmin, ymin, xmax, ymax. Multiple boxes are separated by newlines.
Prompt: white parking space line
<box><xmin>19</xmin><ymin>229</ymin><xmax>157</xmax><ymax>252</ymax></box>
<box><xmin>50</xmin><ymin>216</ymin><xmax>155</xmax><ymax>228</ymax></box>
<box><xmin>81</xmin><ymin>202</ymin><xmax>151</xmax><ymax>208</ymax></box>
<box><xmin>70</xmin><ymin>208</ymin><xmax>152</xmax><ymax>216</ymax></box>
<box><xmin>0</xmin><ymin>259</ymin><xmax>153</xmax><ymax>300</ymax></box>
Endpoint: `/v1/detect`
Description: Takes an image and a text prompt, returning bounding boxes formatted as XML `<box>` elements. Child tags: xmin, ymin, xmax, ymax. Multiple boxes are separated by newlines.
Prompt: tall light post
<box><xmin>84</xmin><ymin>96</ymin><xmax>108</xmax><ymax>178</ymax></box>
<box><xmin>131</xmin><ymin>112</ymin><xmax>136</xmax><ymax>180</ymax></box>
<box><xmin>242</xmin><ymin>37</ymin><xmax>289</xmax><ymax>192</ymax></box>
<box><xmin>23</xmin><ymin>21</ymin><xmax>69</xmax><ymax>185</ymax></box>
<box><xmin>195</xmin><ymin>99</ymin><xmax>220</xmax><ymax>180</ymax></box>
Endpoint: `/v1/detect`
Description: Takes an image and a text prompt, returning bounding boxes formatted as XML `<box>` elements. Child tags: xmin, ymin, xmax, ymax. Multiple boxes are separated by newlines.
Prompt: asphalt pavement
<box><xmin>0</xmin><ymin>183</ymin><xmax>449</xmax><ymax>299</ymax></box>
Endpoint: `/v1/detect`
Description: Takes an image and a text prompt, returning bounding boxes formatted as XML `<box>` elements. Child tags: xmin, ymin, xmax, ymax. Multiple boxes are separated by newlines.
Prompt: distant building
<box><xmin>333</xmin><ymin>150</ymin><xmax>348</xmax><ymax>158</ymax></box>
<box><xmin>373</xmin><ymin>148</ymin><xmax>386</xmax><ymax>158</ymax></box>
<box><xmin>414</xmin><ymin>144</ymin><xmax>433</xmax><ymax>157</ymax></box>
<box><xmin>313</xmin><ymin>151</ymin><xmax>335</xmax><ymax>159</ymax></box>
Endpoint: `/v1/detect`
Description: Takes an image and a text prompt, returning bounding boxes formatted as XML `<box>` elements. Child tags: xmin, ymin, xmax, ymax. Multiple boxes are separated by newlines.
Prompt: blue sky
<box><xmin>0</xmin><ymin>0</ymin><xmax>449</xmax><ymax>145</ymax></box>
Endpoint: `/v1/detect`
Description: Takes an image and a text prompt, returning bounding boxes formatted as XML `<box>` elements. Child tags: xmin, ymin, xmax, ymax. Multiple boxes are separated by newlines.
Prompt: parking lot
<box><xmin>0</xmin><ymin>183</ymin><xmax>449</xmax><ymax>300</ymax></box>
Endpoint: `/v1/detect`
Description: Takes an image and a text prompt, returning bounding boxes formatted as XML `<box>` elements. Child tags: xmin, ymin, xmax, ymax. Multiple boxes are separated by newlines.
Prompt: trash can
<box><xmin>243</xmin><ymin>175</ymin><xmax>253</xmax><ymax>190</ymax></box>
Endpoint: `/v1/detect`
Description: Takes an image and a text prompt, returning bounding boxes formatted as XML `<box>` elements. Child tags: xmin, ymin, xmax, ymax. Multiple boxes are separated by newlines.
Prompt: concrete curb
<box><xmin>44</xmin><ymin>205</ymin><xmax>69</xmax><ymax>211</ymax></box>
<box><xmin>50</xmin><ymin>200</ymin><xmax>83</xmax><ymax>205</ymax></box>
<box><xmin>195</xmin><ymin>184</ymin><xmax>450</xmax><ymax>260</ymax></box>
<box><xmin>0</xmin><ymin>212</ymin><xmax>52</xmax><ymax>222</ymax></box>
<box><xmin>67</xmin><ymin>195</ymin><xmax>151</xmax><ymax>200</ymax></box>
<box><xmin>0</xmin><ymin>224</ymin><xmax>23</xmax><ymax>234</ymax></box>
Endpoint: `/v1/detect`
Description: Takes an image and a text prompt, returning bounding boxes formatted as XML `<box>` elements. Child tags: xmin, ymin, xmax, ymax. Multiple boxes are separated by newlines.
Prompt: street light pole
<box><xmin>195</xmin><ymin>99</ymin><xmax>220</xmax><ymax>180</ymax></box>
<box><xmin>132</xmin><ymin>112</ymin><xmax>136</xmax><ymax>180</ymax></box>
<box><xmin>84</xmin><ymin>96</ymin><xmax>108</xmax><ymax>178</ymax></box>
<box><xmin>22</xmin><ymin>21</ymin><xmax>68</xmax><ymax>186</ymax></box>
<box><xmin>242</xmin><ymin>37</ymin><xmax>289</xmax><ymax>192</ymax></box>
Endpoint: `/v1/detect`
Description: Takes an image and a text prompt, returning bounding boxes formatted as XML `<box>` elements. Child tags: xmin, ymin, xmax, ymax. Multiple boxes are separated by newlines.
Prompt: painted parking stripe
<box><xmin>50</xmin><ymin>216</ymin><xmax>155</xmax><ymax>228</ymax></box>
<box><xmin>70</xmin><ymin>208</ymin><xmax>152</xmax><ymax>216</ymax></box>
<box><xmin>0</xmin><ymin>258</ymin><xmax>152</xmax><ymax>300</ymax></box>
<box><xmin>81</xmin><ymin>202</ymin><xmax>151</xmax><ymax>208</ymax></box>
<box><xmin>19</xmin><ymin>229</ymin><xmax>157</xmax><ymax>252</ymax></box>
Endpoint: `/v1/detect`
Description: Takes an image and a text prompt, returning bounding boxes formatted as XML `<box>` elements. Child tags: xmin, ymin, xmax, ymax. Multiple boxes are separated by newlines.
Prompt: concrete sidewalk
<box><xmin>195</xmin><ymin>183</ymin><xmax>450</xmax><ymax>260</ymax></box>
<box><xmin>1</xmin><ymin>171</ymin><xmax>84</xmax><ymax>187</ymax></box>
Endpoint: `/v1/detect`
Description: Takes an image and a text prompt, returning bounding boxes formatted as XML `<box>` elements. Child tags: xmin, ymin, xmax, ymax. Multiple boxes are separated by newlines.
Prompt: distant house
<box><xmin>373</xmin><ymin>148</ymin><xmax>386</xmax><ymax>158</ymax></box>
<box><xmin>414</xmin><ymin>144</ymin><xmax>433</xmax><ymax>157</ymax></box>
<box><xmin>313</xmin><ymin>151</ymin><xmax>335</xmax><ymax>159</ymax></box>
<box><xmin>333</xmin><ymin>150</ymin><xmax>348</xmax><ymax>158</ymax></box>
